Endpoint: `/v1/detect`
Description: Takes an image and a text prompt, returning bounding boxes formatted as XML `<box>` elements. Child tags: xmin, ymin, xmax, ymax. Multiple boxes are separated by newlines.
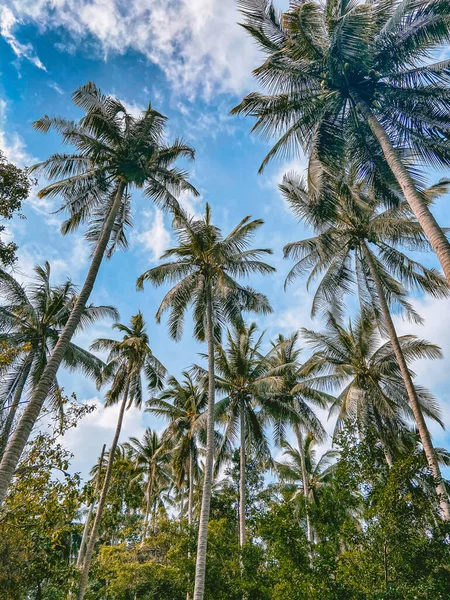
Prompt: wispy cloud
<box><xmin>48</xmin><ymin>81</ymin><xmax>64</xmax><ymax>94</ymax></box>
<box><xmin>1</xmin><ymin>7</ymin><xmax>46</xmax><ymax>71</ymax></box>
<box><xmin>2</xmin><ymin>0</ymin><xmax>260</xmax><ymax>99</ymax></box>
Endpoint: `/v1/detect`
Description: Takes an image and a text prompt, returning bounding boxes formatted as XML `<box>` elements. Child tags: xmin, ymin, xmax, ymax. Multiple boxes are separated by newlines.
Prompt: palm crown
<box><xmin>0</xmin><ymin>262</ymin><xmax>117</xmax><ymax>408</ymax></box>
<box><xmin>90</xmin><ymin>311</ymin><xmax>166</xmax><ymax>407</ymax></box>
<box><xmin>282</xmin><ymin>171</ymin><xmax>449</xmax><ymax>321</ymax></box>
<box><xmin>137</xmin><ymin>204</ymin><xmax>275</xmax><ymax>341</ymax></box>
<box><xmin>301</xmin><ymin>312</ymin><xmax>443</xmax><ymax>442</ymax></box>
<box><xmin>233</xmin><ymin>0</ymin><xmax>450</xmax><ymax>176</ymax></box>
<box><xmin>31</xmin><ymin>82</ymin><xmax>199</xmax><ymax>255</ymax></box>
<box><xmin>147</xmin><ymin>372</ymin><xmax>208</xmax><ymax>489</ymax></box>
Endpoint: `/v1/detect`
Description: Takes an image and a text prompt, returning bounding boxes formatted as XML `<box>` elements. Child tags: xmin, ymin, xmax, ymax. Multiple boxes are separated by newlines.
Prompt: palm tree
<box><xmin>276</xmin><ymin>434</ymin><xmax>338</xmax><ymax>532</ymax></box>
<box><xmin>301</xmin><ymin>312</ymin><xmax>444</xmax><ymax>478</ymax></box>
<box><xmin>77</xmin><ymin>312</ymin><xmax>166</xmax><ymax>600</ymax></box>
<box><xmin>232</xmin><ymin>0</ymin><xmax>450</xmax><ymax>281</ymax></box>
<box><xmin>0</xmin><ymin>262</ymin><xmax>117</xmax><ymax>456</ymax></box>
<box><xmin>136</xmin><ymin>205</ymin><xmax>274</xmax><ymax>600</ymax></box>
<box><xmin>266</xmin><ymin>332</ymin><xmax>332</xmax><ymax>543</ymax></box>
<box><xmin>124</xmin><ymin>428</ymin><xmax>171</xmax><ymax>544</ymax></box>
<box><xmin>0</xmin><ymin>82</ymin><xmax>198</xmax><ymax>506</ymax></box>
<box><xmin>76</xmin><ymin>444</ymin><xmax>106</xmax><ymax>568</ymax></box>
<box><xmin>282</xmin><ymin>172</ymin><xmax>450</xmax><ymax>518</ymax></box>
<box><xmin>205</xmin><ymin>322</ymin><xmax>276</xmax><ymax>547</ymax></box>
<box><xmin>147</xmin><ymin>372</ymin><xmax>207</xmax><ymax>526</ymax></box>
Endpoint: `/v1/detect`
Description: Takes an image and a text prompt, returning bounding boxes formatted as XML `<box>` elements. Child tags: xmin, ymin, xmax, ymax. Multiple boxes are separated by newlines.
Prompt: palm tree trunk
<box><xmin>239</xmin><ymin>399</ymin><xmax>246</xmax><ymax>547</ymax></box>
<box><xmin>0</xmin><ymin>355</ymin><xmax>33</xmax><ymax>458</ymax></box>
<box><xmin>76</xmin><ymin>444</ymin><xmax>106</xmax><ymax>568</ymax></box>
<box><xmin>140</xmin><ymin>476</ymin><xmax>153</xmax><ymax>547</ymax></box>
<box><xmin>193</xmin><ymin>286</ymin><xmax>215</xmax><ymax>600</ymax></box>
<box><xmin>188</xmin><ymin>447</ymin><xmax>194</xmax><ymax>526</ymax></box>
<box><xmin>355</xmin><ymin>98</ymin><xmax>450</xmax><ymax>283</ymax></box>
<box><xmin>372</xmin><ymin>412</ymin><xmax>393</xmax><ymax>468</ymax></box>
<box><xmin>293</xmin><ymin>423</ymin><xmax>312</xmax><ymax>544</ymax></box>
<box><xmin>0</xmin><ymin>181</ymin><xmax>126</xmax><ymax>507</ymax></box>
<box><xmin>362</xmin><ymin>241</ymin><xmax>450</xmax><ymax>519</ymax></box>
<box><xmin>77</xmin><ymin>380</ymin><xmax>130</xmax><ymax>600</ymax></box>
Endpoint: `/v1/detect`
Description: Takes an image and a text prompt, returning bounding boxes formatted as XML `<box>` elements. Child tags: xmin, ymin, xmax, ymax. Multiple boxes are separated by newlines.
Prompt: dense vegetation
<box><xmin>1</xmin><ymin>1</ymin><xmax>450</xmax><ymax>599</ymax></box>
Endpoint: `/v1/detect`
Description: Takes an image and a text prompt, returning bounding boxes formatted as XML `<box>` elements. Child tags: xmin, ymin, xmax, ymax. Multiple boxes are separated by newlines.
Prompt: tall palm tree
<box><xmin>76</xmin><ymin>444</ymin><xmax>106</xmax><ymax>568</ymax></box>
<box><xmin>282</xmin><ymin>172</ymin><xmax>450</xmax><ymax>518</ymax></box>
<box><xmin>0</xmin><ymin>82</ymin><xmax>197</xmax><ymax>506</ymax></box>
<box><xmin>147</xmin><ymin>372</ymin><xmax>207</xmax><ymax>526</ymax></box>
<box><xmin>124</xmin><ymin>428</ymin><xmax>171</xmax><ymax>544</ymax></box>
<box><xmin>266</xmin><ymin>332</ymin><xmax>332</xmax><ymax>542</ymax></box>
<box><xmin>301</xmin><ymin>312</ymin><xmax>444</xmax><ymax>474</ymax></box>
<box><xmin>0</xmin><ymin>262</ymin><xmax>117</xmax><ymax>456</ymax></box>
<box><xmin>276</xmin><ymin>434</ymin><xmax>338</xmax><ymax>526</ymax></box>
<box><xmin>205</xmin><ymin>322</ymin><xmax>276</xmax><ymax>547</ymax></box>
<box><xmin>77</xmin><ymin>312</ymin><xmax>166</xmax><ymax>600</ymax></box>
<box><xmin>136</xmin><ymin>205</ymin><xmax>274</xmax><ymax>600</ymax></box>
<box><xmin>232</xmin><ymin>0</ymin><xmax>450</xmax><ymax>281</ymax></box>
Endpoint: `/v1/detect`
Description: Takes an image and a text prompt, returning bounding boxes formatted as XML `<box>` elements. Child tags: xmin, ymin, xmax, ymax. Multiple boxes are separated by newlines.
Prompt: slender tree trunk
<box><xmin>293</xmin><ymin>423</ymin><xmax>312</xmax><ymax>544</ymax></box>
<box><xmin>239</xmin><ymin>399</ymin><xmax>246</xmax><ymax>547</ymax></box>
<box><xmin>77</xmin><ymin>380</ymin><xmax>130</xmax><ymax>600</ymax></box>
<box><xmin>362</xmin><ymin>241</ymin><xmax>450</xmax><ymax>519</ymax></box>
<box><xmin>188</xmin><ymin>447</ymin><xmax>194</xmax><ymax>526</ymax></box>
<box><xmin>373</xmin><ymin>412</ymin><xmax>393</xmax><ymax>468</ymax></box>
<box><xmin>193</xmin><ymin>286</ymin><xmax>215</xmax><ymax>600</ymax></box>
<box><xmin>355</xmin><ymin>98</ymin><xmax>450</xmax><ymax>283</ymax></box>
<box><xmin>140</xmin><ymin>475</ymin><xmax>153</xmax><ymax>547</ymax></box>
<box><xmin>0</xmin><ymin>181</ymin><xmax>126</xmax><ymax>507</ymax></box>
<box><xmin>0</xmin><ymin>356</ymin><xmax>32</xmax><ymax>458</ymax></box>
<box><xmin>76</xmin><ymin>444</ymin><xmax>106</xmax><ymax>568</ymax></box>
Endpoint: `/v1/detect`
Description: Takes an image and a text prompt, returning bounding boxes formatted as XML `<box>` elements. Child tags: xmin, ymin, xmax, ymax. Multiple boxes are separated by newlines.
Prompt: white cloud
<box><xmin>261</xmin><ymin>157</ymin><xmax>309</xmax><ymax>211</ymax></box>
<box><xmin>0</xmin><ymin>6</ymin><xmax>46</xmax><ymax>70</ymax></box>
<box><xmin>178</xmin><ymin>190</ymin><xmax>204</xmax><ymax>219</ymax></box>
<box><xmin>2</xmin><ymin>0</ymin><xmax>261</xmax><ymax>98</ymax></box>
<box><xmin>13</xmin><ymin>233</ymin><xmax>90</xmax><ymax>285</ymax></box>
<box><xmin>48</xmin><ymin>81</ymin><xmax>64</xmax><ymax>94</ymax></box>
<box><xmin>62</xmin><ymin>397</ymin><xmax>147</xmax><ymax>479</ymax></box>
<box><xmin>0</xmin><ymin>98</ymin><xmax>36</xmax><ymax>167</ymax></box>
<box><xmin>134</xmin><ymin>208</ymin><xmax>171</xmax><ymax>261</ymax></box>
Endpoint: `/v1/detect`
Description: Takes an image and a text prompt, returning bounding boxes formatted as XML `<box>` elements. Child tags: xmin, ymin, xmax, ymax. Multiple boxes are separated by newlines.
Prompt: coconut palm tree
<box><xmin>0</xmin><ymin>262</ymin><xmax>117</xmax><ymax>456</ymax></box>
<box><xmin>76</xmin><ymin>444</ymin><xmax>106</xmax><ymax>568</ymax></box>
<box><xmin>76</xmin><ymin>312</ymin><xmax>166</xmax><ymax>600</ymax></box>
<box><xmin>202</xmin><ymin>322</ymin><xmax>277</xmax><ymax>547</ymax></box>
<box><xmin>0</xmin><ymin>82</ymin><xmax>198</xmax><ymax>506</ymax></box>
<box><xmin>124</xmin><ymin>428</ymin><xmax>171</xmax><ymax>544</ymax></box>
<box><xmin>301</xmin><ymin>312</ymin><xmax>444</xmax><ymax>473</ymax></box>
<box><xmin>136</xmin><ymin>205</ymin><xmax>274</xmax><ymax>600</ymax></box>
<box><xmin>265</xmin><ymin>332</ymin><xmax>333</xmax><ymax>542</ymax></box>
<box><xmin>276</xmin><ymin>434</ymin><xmax>338</xmax><ymax>524</ymax></box>
<box><xmin>233</xmin><ymin>0</ymin><xmax>450</xmax><ymax>281</ymax></box>
<box><xmin>147</xmin><ymin>372</ymin><xmax>207</xmax><ymax>526</ymax></box>
<box><xmin>282</xmin><ymin>172</ymin><xmax>450</xmax><ymax>518</ymax></box>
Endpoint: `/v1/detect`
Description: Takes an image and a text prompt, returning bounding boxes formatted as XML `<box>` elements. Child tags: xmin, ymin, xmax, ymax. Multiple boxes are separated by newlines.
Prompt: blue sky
<box><xmin>1</xmin><ymin>0</ymin><xmax>450</xmax><ymax>478</ymax></box>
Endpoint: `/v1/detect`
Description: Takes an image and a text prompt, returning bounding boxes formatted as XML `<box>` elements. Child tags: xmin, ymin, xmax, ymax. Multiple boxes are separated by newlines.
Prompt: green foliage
<box><xmin>0</xmin><ymin>403</ymin><xmax>91</xmax><ymax>600</ymax></box>
<box><xmin>0</xmin><ymin>150</ymin><xmax>31</xmax><ymax>267</ymax></box>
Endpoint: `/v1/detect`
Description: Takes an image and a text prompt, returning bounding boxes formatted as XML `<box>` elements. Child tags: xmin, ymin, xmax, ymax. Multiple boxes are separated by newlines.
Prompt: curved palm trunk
<box><xmin>0</xmin><ymin>181</ymin><xmax>126</xmax><ymax>507</ymax></box>
<box><xmin>356</xmin><ymin>98</ymin><xmax>450</xmax><ymax>283</ymax></box>
<box><xmin>293</xmin><ymin>423</ymin><xmax>312</xmax><ymax>544</ymax></box>
<box><xmin>77</xmin><ymin>380</ymin><xmax>130</xmax><ymax>600</ymax></box>
<box><xmin>362</xmin><ymin>242</ymin><xmax>450</xmax><ymax>519</ymax></box>
<box><xmin>239</xmin><ymin>399</ymin><xmax>246</xmax><ymax>547</ymax></box>
<box><xmin>76</xmin><ymin>444</ymin><xmax>106</xmax><ymax>568</ymax></box>
<box><xmin>193</xmin><ymin>287</ymin><xmax>215</xmax><ymax>600</ymax></box>
<box><xmin>0</xmin><ymin>356</ymin><xmax>33</xmax><ymax>458</ymax></box>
